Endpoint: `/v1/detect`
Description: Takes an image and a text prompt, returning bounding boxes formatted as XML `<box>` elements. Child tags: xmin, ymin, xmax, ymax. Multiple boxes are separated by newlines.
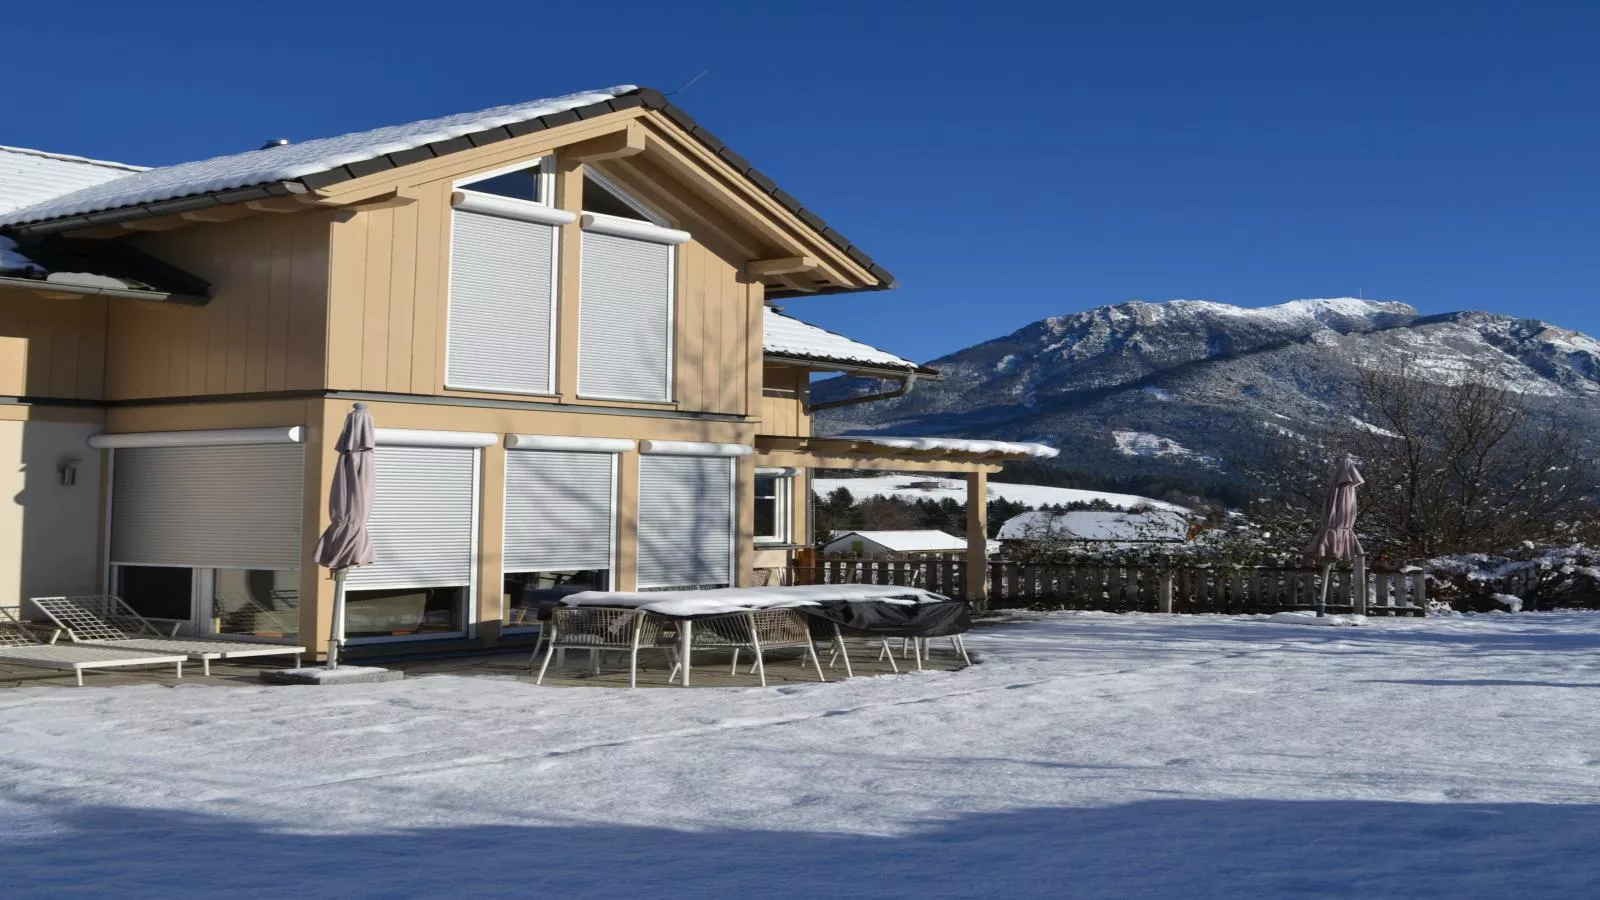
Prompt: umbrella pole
<box><xmin>328</xmin><ymin>567</ymin><xmax>348</xmax><ymax>669</ymax></box>
<box><xmin>1317</xmin><ymin>561</ymin><xmax>1333</xmax><ymax>618</ymax></box>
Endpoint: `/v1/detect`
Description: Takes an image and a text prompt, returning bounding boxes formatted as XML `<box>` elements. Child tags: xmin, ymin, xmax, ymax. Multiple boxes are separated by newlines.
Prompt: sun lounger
<box><xmin>30</xmin><ymin>596</ymin><xmax>305</xmax><ymax>675</ymax></box>
<box><xmin>0</xmin><ymin>607</ymin><xmax>186</xmax><ymax>686</ymax></box>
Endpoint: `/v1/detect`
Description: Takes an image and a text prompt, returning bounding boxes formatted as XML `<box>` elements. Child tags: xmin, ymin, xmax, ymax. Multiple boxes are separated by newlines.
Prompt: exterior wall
<box><xmin>322</xmin><ymin>117</ymin><xmax>765</xmax><ymax>417</ymax></box>
<box><xmin>0</xmin><ymin>287</ymin><xmax>107</xmax><ymax>400</ymax></box>
<box><xmin>758</xmin><ymin>365</ymin><xmax>810</xmax><ymax>437</ymax></box>
<box><xmin>109</xmin><ymin>211</ymin><xmax>334</xmax><ymax>400</ymax></box>
<box><xmin>0</xmin><ymin>405</ymin><xmax>105</xmax><ymax>612</ymax></box>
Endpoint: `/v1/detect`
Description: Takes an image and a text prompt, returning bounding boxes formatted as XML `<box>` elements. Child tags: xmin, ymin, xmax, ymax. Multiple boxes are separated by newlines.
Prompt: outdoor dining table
<box><xmin>560</xmin><ymin>584</ymin><xmax>970</xmax><ymax>686</ymax></box>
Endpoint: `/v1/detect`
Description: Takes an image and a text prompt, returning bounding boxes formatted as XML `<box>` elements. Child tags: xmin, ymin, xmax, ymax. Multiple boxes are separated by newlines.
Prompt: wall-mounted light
<box><xmin>58</xmin><ymin>457</ymin><xmax>81</xmax><ymax>487</ymax></box>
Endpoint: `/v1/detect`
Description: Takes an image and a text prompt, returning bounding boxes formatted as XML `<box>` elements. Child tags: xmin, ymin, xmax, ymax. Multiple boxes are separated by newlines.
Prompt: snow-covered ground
<box><xmin>4</xmin><ymin>612</ymin><xmax>1600</xmax><ymax>898</ymax></box>
<box><xmin>814</xmin><ymin>474</ymin><xmax>1186</xmax><ymax>512</ymax></box>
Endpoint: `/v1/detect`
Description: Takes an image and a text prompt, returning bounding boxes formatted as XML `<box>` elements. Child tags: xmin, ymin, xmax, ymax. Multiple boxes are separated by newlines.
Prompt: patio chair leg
<box><xmin>293</xmin><ymin>653</ymin><xmax>302</xmax><ymax>667</ymax></box>
<box><xmin>881</xmin><ymin>639</ymin><xmax>899</xmax><ymax>673</ymax></box>
<box><xmin>730</xmin><ymin>648</ymin><xmax>740</xmax><ymax>676</ymax></box>
<box><xmin>833</xmin><ymin>625</ymin><xmax>854</xmax><ymax>678</ymax></box>
<box><xmin>75</xmin><ymin>670</ymin><xmax>83</xmax><ymax>687</ymax></box>
<box><xmin>629</xmin><ymin>621</ymin><xmax>643</xmax><ymax>690</ymax></box>
<box><xmin>202</xmin><ymin>658</ymin><xmax>210</xmax><ymax>677</ymax></box>
<box><xmin>176</xmin><ymin>661</ymin><xmax>184</xmax><ymax>679</ymax></box>
<box><xmin>914</xmin><ymin>638</ymin><xmax>924</xmax><ymax>671</ymax></box>
<box><xmin>748</xmin><ymin>614</ymin><xmax>767</xmax><ymax>687</ymax></box>
<box><xmin>535</xmin><ymin>639</ymin><xmax>558</xmax><ymax>685</ymax></box>
<box><xmin>806</xmin><ymin>637</ymin><xmax>826</xmax><ymax>683</ymax></box>
<box><xmin>954</xmin><ymin>634</ymin><xmax>972</xmax><ymax>666</ymax></box>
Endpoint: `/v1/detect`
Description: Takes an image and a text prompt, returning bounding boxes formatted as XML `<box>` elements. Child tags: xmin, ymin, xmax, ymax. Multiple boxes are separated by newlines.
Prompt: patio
<box><xmin>0</xmin><ymin>644</ymin><xmax>967</xmax><ymax>690</ymax></box>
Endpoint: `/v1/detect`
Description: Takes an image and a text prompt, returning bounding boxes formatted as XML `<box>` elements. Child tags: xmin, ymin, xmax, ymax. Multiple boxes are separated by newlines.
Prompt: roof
<box><xmin>997</xmin><ymin>510</ymin><xmax>1191</xmax><ymax>542</ymax></box>
<box><xmin>0</xmin><ymin>87</ymin><xmax>895</xmax><ymax>293</ymax></box>
<box><xmin>825</xmin><ymin>530</ymin><xmax>969</xmax><ymax>552</ymax></box>
<box><xmin>763</xmin><ymin>309</ymin><xmax>931</xmax><ymax>373</ymax></box>
<box><xmin>0</xmin><ymin>235</ymin><xmax>210</xmax><ymax>304</ymax></box>
<box><xmin>838</xmin><ymin>435</ymin><xmax>1060</xmax><ymax>459</ymax></box>
<box><xmin>0</xmin><ymin>145</ymin><xmax>145</xmax><ymax>216</ymax></box>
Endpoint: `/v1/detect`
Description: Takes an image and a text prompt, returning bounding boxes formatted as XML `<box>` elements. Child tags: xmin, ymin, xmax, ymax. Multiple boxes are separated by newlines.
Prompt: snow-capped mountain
<box><xmin>813</xmin><ymin>298</ymin><xmax>1600</xmax><ymax>488</ymax></box>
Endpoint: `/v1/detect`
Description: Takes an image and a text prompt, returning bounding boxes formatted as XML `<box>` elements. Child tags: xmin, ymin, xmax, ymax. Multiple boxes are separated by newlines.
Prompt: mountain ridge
<box><xmin>813</xmin><ymin>298</ymin><xmax>1600</xmax><ymax>494</ymax></box>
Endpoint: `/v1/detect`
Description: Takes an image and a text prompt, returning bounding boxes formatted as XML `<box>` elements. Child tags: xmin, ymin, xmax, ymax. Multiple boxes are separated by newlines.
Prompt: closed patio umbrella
<box><xmin>313</xmin><ymin>402</ymin><xmax>376</xmax><ymax>668</ymax></box>
<box><xmin>1306</xmin><ymin>456</ymin><xmax>1364</xmax><ymax>617</ymax></box>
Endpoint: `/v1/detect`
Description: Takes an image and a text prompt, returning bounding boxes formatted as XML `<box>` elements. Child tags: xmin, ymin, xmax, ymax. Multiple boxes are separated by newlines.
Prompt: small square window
<box><xmin>462</xmin><ymin>164</ymin><xmax>542</xmax><ymax>203</ymax></box>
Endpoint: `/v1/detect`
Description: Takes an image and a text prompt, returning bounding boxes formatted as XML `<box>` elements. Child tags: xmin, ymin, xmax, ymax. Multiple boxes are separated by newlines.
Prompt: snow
<box><xmin>3</xmin><ymin>610</ymin><xmax>1600</xmax><ymax>897</ymax></box>
<box><xmin>813</xmin><ymin>474</ymin><xmax>1188</xmax><ymax>513</ymax></box>
<box><xmin>1112</xmin><ymin>429</ymin><xmax>1219</xmax><ymax>466</ymax></box>
<box><xmin>997</xmin><ymin>509</ymin><xmax>1191</xmax><ymax>542</ymax></box>
<box><xmin>563</xmin><ymin>584</ymin><xmax>946</xmax><ymax>616</ymax></box>
<box><xmin>824</xmin><ymin>529</ymin><xmax>967</xmax><ymax>553</ymax></box>
<box><xmin>763</xmin><ymin>309</ymin><xmax>920</xmax><ymax>370</ymax></box>
<box><xmin>0</xmin><ymin>145</ymin><xmax>144</xmax><ymax>216</ymax></box>
<box><xmin>838</xmin><ymin>434</ymin><xmax>1059</xmax><ymax>458</ymax></box>
<box><xmin>0</xmin><ymin>87</ymin><xmax>635</xmax><ymax>226</ymax></box>
<box><xmin>1265</xmin><ymin>611</ymin><xmax>1367</xmax><ymax>627</ymax></box>
<box><xmin>0</xmin><ymin>236</ymin><xmax>42</xmax><ymax>274</ymax></box>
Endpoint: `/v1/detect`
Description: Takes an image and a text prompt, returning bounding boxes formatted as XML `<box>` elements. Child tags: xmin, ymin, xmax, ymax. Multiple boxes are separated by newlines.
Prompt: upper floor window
<box><xmin>577</xmin><ymin>171</ymin><xmax>688</xmax><ymax>403</ymax></box>
<box><xmin>444</xmin><ymin>158</ymin><xmax>572</xmax><ymax>395</ymax></box>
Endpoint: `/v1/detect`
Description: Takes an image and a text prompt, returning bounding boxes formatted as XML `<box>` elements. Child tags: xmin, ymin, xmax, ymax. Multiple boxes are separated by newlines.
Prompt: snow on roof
<box><xmin>0</xmin><ymin>145</ymin><xmax>145</xmax><ymax>216</ymax></box>
<box><xmin>839</xmin><ymin>435</ymin><xmax>1060</xmax><ymax>459</ymax></box>
<box><xmin>0</xmin><ymin>87</ymin><xmax>635</xmax><ymax>227</ymax></box>
<box><xmin>813</xmin><ymin>475</ymin><xmax>1189</xmax><ymax>513</ymax></box>
<box><xmin>763</xmin><ymin>309</ymin><xmax>921</xmax><ymax>371</ymax></box>
<box><xmin>997</xmin><ymin>509</ymin><xmax>1191</xmax><ymax>542</ymax></box>
<box><xmin>826</xmin><ymin>530</ymin><xmax>970</xmax><ymax>553</ymax></box>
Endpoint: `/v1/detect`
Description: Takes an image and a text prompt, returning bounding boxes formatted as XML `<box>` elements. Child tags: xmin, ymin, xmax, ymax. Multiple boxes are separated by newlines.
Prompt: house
<box><xmin>822</xmin><ymin>530</ymin><xmax>970</xmax><ymax>557</ymax></box>
<box><xmin>997</xmin><ymin>509</ymin><xmax>1192</xmax><ymax>547</ymax></box>
<box><xmin>0</xmin><ymin>86</ymin><xmax>1055</xmax><ymax>658</ymax></box>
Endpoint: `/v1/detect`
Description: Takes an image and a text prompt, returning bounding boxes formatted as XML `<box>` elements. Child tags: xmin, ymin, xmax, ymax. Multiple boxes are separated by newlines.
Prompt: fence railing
<box><xmin>784</xmin><ymin>554</ymin><xmax>1428</xmax><ymax>615</ymax></box>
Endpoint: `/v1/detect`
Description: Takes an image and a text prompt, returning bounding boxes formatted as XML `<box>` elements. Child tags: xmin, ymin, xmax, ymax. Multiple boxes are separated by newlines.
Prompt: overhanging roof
<box><xmin>0</xmin><ymin>234</ymin><xmax>209</xmax><ymax>304</ymax></box>
<box><xmin>763</xmin><ymin>308</ymin><xmax>937</xmax><ymax>376</ymax></box>
<box><xmin>0</xmin><ymin>87</ymin><xmax>895</xmax><ymax>294</ymax></box>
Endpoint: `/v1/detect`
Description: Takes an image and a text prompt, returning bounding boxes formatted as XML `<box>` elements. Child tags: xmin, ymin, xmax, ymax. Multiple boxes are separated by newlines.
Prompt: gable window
<box><xmin>577</xmin><ymin>171</ymin><xmax>688</xmax><ymax>403</ymax></box>
<box><xmin>754</xmin><ymin>468</ymin><xmax>795</xmax><ymax>545</ymax></box>
<box><xmin>445</xmin><ymin>159</ymin><xmax>574</xmax><ymax>395</ymax></box>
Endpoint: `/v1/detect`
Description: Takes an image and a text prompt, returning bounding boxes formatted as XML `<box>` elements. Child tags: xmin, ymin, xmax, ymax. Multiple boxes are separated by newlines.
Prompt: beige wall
<box><xmin>0</xmin><ymin>287</ymin><xmax>107</xmax><ymax>400</ymax></box>
<box><xmin>110</xmin><ymin>211</ymin><xmax>334</xmax><ymax>400</ymax></box>
<box><xmin>757</xmin><ymin>365</ymin><xmax>810</xmax><ymax>437</ymax></box>
<box><xmin>0</xmin><ymin>406</ymin><xmax>105</xmax><ymax>612</ymax></box>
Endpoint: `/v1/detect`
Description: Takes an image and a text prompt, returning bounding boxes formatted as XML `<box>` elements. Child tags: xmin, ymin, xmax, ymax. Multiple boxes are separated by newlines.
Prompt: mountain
<box><xmin>812</xmin><ymin>298</ymin><xmax>1600</xmax><ymax>495</ymax></box>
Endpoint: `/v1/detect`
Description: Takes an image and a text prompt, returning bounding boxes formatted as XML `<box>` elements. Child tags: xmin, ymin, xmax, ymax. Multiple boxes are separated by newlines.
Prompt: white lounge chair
<box><xmin>31</xmin><ymin>596</ymin><xmax>305</xmax><ymax>676</ymax></box>
<box><xmin>0</xmin><ymin>606</ymin><xmax>186</xmax><ymax>686</ymax></box>
<box><xmin>534</xmin><ymin>607</ymin><xmax>668</xmax><ymax>689</ymax></box>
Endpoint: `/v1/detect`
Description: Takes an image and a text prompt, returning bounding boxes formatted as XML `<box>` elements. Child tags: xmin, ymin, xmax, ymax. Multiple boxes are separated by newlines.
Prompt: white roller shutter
<box><xmin>347</xmin><ymin>445</ymin><xmax>476</xmax><ymax>589</ymax></box>
<box><xmin>637</xmin><ymin>455</ymin><xmax>733</xmax><ymax>589</ymax></box>
<box><xmin>578</xmin><ymin>230</ymin><xmax>672</xmax><ymax>402</ymax></box>
<box><xmin>504</xmin><ymin>450</ymin><xmax>615</xmax><ymax>572</ymax></box>
<box><xmin>110</xmin><ymin>444</ymin><xmax>304</xmax><ymax>569</ymax></box>
<box><xmin>446</xmin><ymin>208</ymin><xmax>556</xmax><ymax>394</ymax></box>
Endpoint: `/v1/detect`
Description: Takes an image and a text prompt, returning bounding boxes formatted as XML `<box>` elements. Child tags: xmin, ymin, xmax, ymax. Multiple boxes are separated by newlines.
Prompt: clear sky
<box><xmin>8</xmin><ymin>1</ymin><xmax>1598</xmax><ymax>363</ymax></box>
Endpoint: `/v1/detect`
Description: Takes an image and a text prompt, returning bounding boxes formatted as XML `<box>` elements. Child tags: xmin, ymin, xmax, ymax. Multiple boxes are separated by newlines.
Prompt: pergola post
<box><xmin>965</xmin><ymin>470</ymin><xmax>989</xmax><ymax>607</ymax></box>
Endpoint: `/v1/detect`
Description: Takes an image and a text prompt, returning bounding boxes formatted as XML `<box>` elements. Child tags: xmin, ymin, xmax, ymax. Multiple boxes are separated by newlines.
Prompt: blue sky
<box><xmin>9</xmin><ymin>1</ymin><xmax>1598</xmax><ymax>363</ymax></box>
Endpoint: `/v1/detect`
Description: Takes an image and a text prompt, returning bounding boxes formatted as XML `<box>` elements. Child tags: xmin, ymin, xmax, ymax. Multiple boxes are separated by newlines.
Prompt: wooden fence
<box><xmin>786</xmin><ymin>554</ymin><xmax>1428</xmax><ymax>615</ymax></box>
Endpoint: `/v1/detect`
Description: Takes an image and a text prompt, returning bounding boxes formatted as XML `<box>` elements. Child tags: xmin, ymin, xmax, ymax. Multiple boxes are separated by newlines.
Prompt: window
<box><xmin>344</xmin><ymin>586</ymin><xmax>467</xmax><ymax>639</ymax></box>
<box><xmin>211</xmin><ymin>569</ymin><xmax>299</xmax><ymax>640</ymax></box>
<box><xmin>114</xmin><ymin>565</ymin><xmax>193</xmax><ymax>622</ymax></box>
<box><xmin>577</xmin><ymin>171</ymin><xmax>684</xmax><ymax>403</ymax></box>
<box><xmin>446</xmin><ymin>159</ymin><xmax>564</xmax><ymax>395</ymax></box>
<box><xmin>636</xmin><ymin>454</ymin><xmax>734</xmax><ymax>589</ymax></box>
<box><xmin>503</xmin><ymin>445</ymin><xmax>619</xmax><ymax>631</ymax></box>
<box><xmin>504</xmin><ymin>570</ymin><xmax>609</xmax><ymax>629</ymax></box>
<box><xmin>755</xmin><ymin>472</ymin><xmax>794</xmax><ymax>545</ymax></box>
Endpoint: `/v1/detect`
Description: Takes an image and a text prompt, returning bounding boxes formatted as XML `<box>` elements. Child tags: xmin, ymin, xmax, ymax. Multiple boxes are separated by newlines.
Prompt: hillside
<box><xmin>813</xmin><ymin>298</ymin><xmax>1600</xmax><ymax>492</ymax></box>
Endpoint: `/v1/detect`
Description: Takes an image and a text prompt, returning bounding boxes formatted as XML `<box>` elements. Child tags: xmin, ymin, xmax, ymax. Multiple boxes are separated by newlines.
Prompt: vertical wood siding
<box><xmin>106</xmin><ymin>212</ymin><xmax>333</xmax><ymax>400</ymax></box>
<box><xmin>0</xmin><ymin>288</ymin><xmax>107</xmax><ymax>399</ymax></box>
<box><xmin>328</xmin><ymin>176</ymin><xmax>758</xmax><ymax>417</ymax></box>
<box><xmin>757</xmin><ymin>366</ymin><xmax>811</xmax><ymax>437</ymax></box>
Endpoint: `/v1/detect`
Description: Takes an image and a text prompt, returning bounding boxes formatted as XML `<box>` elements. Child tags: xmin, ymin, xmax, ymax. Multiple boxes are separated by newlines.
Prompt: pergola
<box><xmin>753</xmin><ymin>434</ymin><xmax>1057</xmax><ymax>603</ymax></box>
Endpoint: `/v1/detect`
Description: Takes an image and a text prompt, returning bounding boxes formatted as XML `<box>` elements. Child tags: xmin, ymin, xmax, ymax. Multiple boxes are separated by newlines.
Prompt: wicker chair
<box><xmin>533</xmin><ymin>607</ymin><xmax>667</xmax><ymax>689</ymax></box>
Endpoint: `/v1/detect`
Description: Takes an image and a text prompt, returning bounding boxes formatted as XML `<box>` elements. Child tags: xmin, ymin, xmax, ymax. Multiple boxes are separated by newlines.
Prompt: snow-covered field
<box><xmin>4</xmin><ymin>612</ymin><xmax>1599</xmax><ymax>898</ymax></box>
<box><xmin>814</xmin><ymin>474</ymin><xmax>1185</xmax><ymax>512</ymax></box>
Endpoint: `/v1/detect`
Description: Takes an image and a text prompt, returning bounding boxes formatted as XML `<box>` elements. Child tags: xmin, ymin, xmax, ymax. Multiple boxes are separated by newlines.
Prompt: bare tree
<box><xmin>1246</xmin><ymin>357</ymin><xmax>1599</xmax><ymax>559</ymax></box>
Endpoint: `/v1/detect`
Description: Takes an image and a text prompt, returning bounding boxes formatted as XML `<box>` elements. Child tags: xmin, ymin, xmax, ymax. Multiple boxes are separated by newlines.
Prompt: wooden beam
<box><xmin>965</xmin><ymin>470</ymin><xmax>989</xmax><ymax>606</ymax></box>
<box><xmin>603</xmin><ymin>156</ymin><xmax>765</xmax><ymax>260</ymax></box>
<box><xmin>746</xmin><ymin>256</ymin><xmax>818</xmax><ymax>278</ymax></box>
<box><xmin>246</xmin><ymin>196</ymin><xmax>316</xmax><ymax>213</ymax></box>
<box><xmin>312</xmin><ymin>187</ymin><xmax>418</xmax><ymax>211</ymax></box>
<box><xmin>178</xmin><ymin>206</ymin><xmax>254</xmax><ymax>223</ymax></box>
<box><xmin>751</xmin><ymin>449</ymin><xmax>1001</xmax><ymax>474</ymax></box>
<box><xmin>560</xmin><ymin>122</ymin><xmax>647</xmax><ymax>162</ymax></box>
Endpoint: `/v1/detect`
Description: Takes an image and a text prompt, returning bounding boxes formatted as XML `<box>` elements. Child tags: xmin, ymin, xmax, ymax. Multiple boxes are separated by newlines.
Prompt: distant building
<box><xmin>997</xmin><ymin>509</ymin><xmax>1191</xmax><ymax>546</ymax></box>
<box><xmin>824</xmin><ymin>530</ymin><xmax>989</xmax><ymax>557</ymax></box>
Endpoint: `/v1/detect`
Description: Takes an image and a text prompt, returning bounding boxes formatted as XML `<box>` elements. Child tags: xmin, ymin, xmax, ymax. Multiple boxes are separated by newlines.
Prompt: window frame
<box><xmin>754</xmin><ymin>471</ymin><xmax>794</xmax><ymax>546</ymax></box>
<box><xmin>443</xmin><ymin>156</ymin><xmax>562</xmax><ymax>397</ymax></box>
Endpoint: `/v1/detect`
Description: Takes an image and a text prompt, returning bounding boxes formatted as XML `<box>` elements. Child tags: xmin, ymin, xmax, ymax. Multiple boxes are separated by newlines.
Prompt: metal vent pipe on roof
<box><xmin>259</xmin><ymin>139</ymin><xmax>289</xmax><ymax>149</ymax></box>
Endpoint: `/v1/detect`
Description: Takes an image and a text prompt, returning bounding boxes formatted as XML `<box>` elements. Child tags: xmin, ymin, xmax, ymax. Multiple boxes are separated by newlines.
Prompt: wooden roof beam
<box><xmin>561</xmin><ymin>122</ymin><xmax>647</xmax><ymax>162</ymax></box>
<box><xmin>747</xmin><ymin>256</ymin><xmax>818</xmax><ymax>278</ymax></box>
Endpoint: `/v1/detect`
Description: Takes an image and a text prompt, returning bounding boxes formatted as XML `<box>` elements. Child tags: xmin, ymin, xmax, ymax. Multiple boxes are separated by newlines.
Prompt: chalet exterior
<box><xmin>0</xmin><ymin>86</ymin><xmax>1054</xmax><ymax>658</ymax></box>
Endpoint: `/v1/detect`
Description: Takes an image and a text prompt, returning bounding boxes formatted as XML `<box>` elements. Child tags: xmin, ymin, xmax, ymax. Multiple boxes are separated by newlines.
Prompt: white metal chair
<box><xmin>533</xmin><ymin>607</ymin><xmax>667</xmax><ymax>689</ymax></box>
<box><xmin>879</xmin><ymin>634</ymin><xmax>972</xmax><ymax>669</ymax></box>
<box><xmin>722</xmin><ymin>609</ymin><xmax>826</xmax><ymax>687</ymax></box>
<box><xmin>0</xmin><ymin>606</ymin><xmax>187</xmax><ymax>686</ymax></box>
<box><xmin>30</xmin><ymin>596</ymin><xmax>304</xmax><ymax>675</ymax></box>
